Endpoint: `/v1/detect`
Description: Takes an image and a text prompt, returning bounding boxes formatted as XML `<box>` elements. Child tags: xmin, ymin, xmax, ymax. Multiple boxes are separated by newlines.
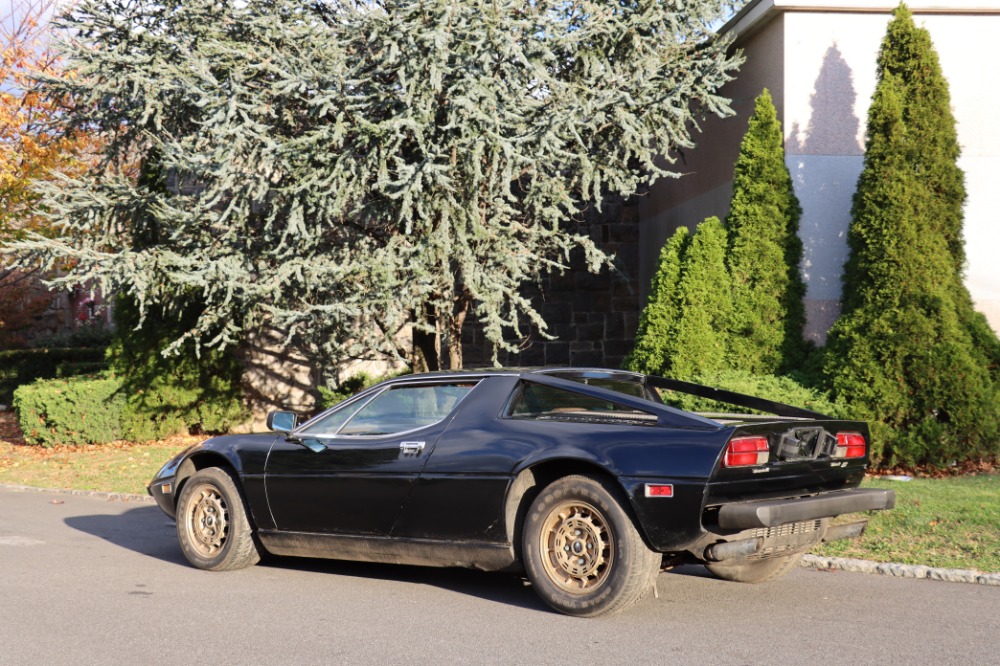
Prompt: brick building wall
<box><xmin>461</xmin><ymin>197</ymin><xmax>642</xmax><ymax>370</ymax></box>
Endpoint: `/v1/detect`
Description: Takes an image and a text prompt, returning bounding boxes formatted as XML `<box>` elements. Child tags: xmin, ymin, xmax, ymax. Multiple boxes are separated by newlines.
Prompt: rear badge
<box><xmin>752</xmin><ymin>468</ymin><xmax>771</xmax><ymax>474</ymax></box>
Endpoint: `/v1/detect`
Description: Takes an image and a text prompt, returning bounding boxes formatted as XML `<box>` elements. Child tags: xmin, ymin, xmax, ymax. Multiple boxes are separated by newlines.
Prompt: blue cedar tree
<box><xmin>6</xmin><ymin>0</ymin><xmax>743</xmax><ymax>370</ymax></box>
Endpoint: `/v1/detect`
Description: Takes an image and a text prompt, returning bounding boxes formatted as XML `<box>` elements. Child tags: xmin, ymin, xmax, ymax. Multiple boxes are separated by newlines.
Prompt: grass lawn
<box><xmin>815</xmin><ymin>474</ymin><xmax>1000</xmax><ymax>573</ymax></box>
<box><xmin>2</xmin><ymin>413</ymin><xmax>997</xmax><ymax>573</ymax></box>
<box><xmin>0</xmin><ymin>412</ymin><xmax>196</xmax><ymax>496</ymax></box>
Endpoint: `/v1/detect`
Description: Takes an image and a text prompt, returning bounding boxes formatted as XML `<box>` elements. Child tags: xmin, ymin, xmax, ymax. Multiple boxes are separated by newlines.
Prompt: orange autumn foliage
<box><xmin>1</xmin><ymin>0</ymin><xmax>97</xmax><ymax>241</ymax></box>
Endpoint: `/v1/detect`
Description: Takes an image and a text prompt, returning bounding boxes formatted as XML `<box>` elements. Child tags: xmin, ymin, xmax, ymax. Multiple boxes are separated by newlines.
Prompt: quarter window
<box><xmin>508</xmin><ymin>383</ymin><xmax>657</xmax><ymax>426</ymax></box>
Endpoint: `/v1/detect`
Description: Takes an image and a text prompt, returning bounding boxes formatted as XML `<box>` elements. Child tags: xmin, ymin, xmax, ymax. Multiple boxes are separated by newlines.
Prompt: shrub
<box><xmin>625</xmin><ymin>227</ymin><xmax>690</xmax><ymax>376</ymax></box>
<box><xmin>669</xmin><ymin>218</ymin><xmax>733</xmax><ymax>378</ymax></box>
<box><xmin>14</xmin><ymin>375</ymin><xmax>126</xmax><ymax>447</ymax></box>
<box><xmin>12</xmin><ymin>368</ymin><xmax>247</xmax><ymax>446</ymax></box>
<box><xmin>628</xmin><ymin>90</ymin><xmax>808</xmax><ymax>378</ymax></box>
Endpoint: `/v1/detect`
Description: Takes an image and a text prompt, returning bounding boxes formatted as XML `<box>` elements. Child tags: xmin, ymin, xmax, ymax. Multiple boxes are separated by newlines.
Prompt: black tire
<box><xmin>522</xmin><ymin>475</ymin><xmax>661</xmax><ymax>617</ymax></box>
<box><xmin>176</xmin><ymin>467</ymin><xmax>261</xmax><ymax>571</ymax></box>
<box><xmin>705</xmin><ymin>551</ymin><xmax>804</xmax><ymax>583</ymax></box>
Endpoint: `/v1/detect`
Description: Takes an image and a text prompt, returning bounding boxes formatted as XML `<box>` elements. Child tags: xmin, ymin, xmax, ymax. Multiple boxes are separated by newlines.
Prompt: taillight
<box><xmin>724</xmin><ymin>436</ymin><xmax>770</xmax><ymax>467</ymax></box>
<box><xmin>835</xmin><ymin>432</ymin><xmax>867</xmax><ymax>459</ymax></box>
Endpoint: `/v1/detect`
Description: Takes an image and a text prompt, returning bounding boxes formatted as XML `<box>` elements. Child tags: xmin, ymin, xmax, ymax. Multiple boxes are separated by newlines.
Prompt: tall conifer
<box><xmin>625</xmin><ymin>227</ymin><xmax>690</xmax><ymax>376</ymax></box>
<box><xmin>670</xmin><ymin>218</ymin><xmax>733</xmax><ymax>378</ymax></box>
<box><xmin>626</xmin><ymin>218</ymin><xmax>732</xmax><ymax>379</ymax></box>
<box><xmin>725</xmin><ymin>89</ymin><xmax>807</xmax><ymax>374</ymax></box>
<box><xmin>825</xmin><ymin>4</ymin><xmax>999</xmax><ymax>466</ymax></box>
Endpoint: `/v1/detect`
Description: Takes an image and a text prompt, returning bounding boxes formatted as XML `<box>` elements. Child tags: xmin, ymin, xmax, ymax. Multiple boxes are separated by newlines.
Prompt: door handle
<box><xmin>399</xmin><ymin>441</ymin><xmax>426</xmax><ymax>455</ymax></box>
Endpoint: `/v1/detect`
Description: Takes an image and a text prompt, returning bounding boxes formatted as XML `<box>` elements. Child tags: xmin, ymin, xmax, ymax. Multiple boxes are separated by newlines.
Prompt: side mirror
<box><xmin>266</xmin><ymin>411</ymin><xmax>298</xmax><ymax>433</ymax></box>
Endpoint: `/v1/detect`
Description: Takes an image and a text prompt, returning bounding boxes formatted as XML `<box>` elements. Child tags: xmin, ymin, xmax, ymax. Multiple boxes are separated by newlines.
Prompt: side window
<box><xmin>298</xmin><ymin>400</ymin><xmax>360</xmax><ymax>437</ymax></box>
<box><xmin>329</xmin><ymin>382</ymin><xmax>476</xmax><ymax>437</ymax></box>
<box><xmin>508</xmin><ymin>383</ymin><xmax>657</xmax><ymax>426</ymax></box>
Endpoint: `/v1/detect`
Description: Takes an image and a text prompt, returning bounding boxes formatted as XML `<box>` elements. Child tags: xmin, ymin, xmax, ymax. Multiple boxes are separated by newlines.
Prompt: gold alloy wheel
<box><xmin>185</xmin><ymin>484</ymin><xmax>231</xmax><ymax>558</ymax></box>
<box><xmin>539</xmin><ymin>500</ymin><xmax>615</xmax><ymax>592</ymax></box>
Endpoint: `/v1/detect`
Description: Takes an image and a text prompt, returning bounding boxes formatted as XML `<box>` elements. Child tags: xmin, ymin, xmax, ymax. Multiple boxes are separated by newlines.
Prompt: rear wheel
<box><xmin>176</xmin><ymin>467</ymin><xmax>261</xmax><ymax>571</ymax></box>
<box><xmin>522</xmin><ymin>475</ymin><xmax>660</xmax><ymax>617</ymax></box>
<box><xmin>705</xmin><ymin>551</ymin><xmax>804</xmax><ymax>583</ymax></box>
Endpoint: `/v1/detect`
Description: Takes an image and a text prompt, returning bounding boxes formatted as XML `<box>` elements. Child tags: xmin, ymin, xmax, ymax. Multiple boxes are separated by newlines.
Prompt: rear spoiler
<box><xmin>645</xmin><ymin>375</ymin><xmax>832</xmax><ymax>421</ymax></box>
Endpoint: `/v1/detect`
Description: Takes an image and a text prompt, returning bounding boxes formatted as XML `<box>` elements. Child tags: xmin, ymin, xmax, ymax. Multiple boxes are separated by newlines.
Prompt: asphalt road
<box><xmin>1</xmin><ymin>487</ymin><xmax>997</xmax><ymax>666</ymax></box>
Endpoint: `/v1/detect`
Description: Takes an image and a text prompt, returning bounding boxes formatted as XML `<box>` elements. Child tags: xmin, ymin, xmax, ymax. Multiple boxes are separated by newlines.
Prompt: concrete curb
<box><xmin>0</xmin><ymin>483</ymin><xmax>154</xmax><ymax>504</ymax></box>
<box><xmin>3</xmin><ymin>483</ymin><xmax>997</xmax><ymax>586</ymax></box>
<box><xmin>802</xmin><ymin>554</ymin><xmax>1000</xmax><ymax>587</ymax></box>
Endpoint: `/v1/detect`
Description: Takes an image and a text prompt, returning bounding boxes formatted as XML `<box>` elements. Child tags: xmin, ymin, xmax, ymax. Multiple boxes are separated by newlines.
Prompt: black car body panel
<box><xmin>149</xmin><ymin>368</ymin><xmax>894</xmax><ymax>573</ymax></box>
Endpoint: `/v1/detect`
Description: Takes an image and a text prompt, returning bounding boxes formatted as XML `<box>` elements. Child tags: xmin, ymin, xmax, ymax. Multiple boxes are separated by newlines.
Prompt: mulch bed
<box><xmin>0</xmin><ymin>411</ymin><xmax>25</xmax><ymax>446</ymax></box>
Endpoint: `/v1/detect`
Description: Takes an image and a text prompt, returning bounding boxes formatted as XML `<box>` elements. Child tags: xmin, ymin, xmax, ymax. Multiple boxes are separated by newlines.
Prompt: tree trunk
<box><xmin>446</xmin><ymin>291</ymin><xmax>472</xmax><ymax>370</ymax></box>
<box><xmin>411</xmin><ymin>306</ymin><xmax>440</xmax><ymax>373</ymax></box>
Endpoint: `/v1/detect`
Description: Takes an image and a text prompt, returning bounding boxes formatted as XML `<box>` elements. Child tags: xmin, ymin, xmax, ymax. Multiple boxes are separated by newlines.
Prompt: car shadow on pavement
<box><xmin>64</xmin><ymin>504</ymin><xmax>188</xmax><ymax>567</ymax></box>
<box><xmin>65</xmin><ymin>505</ymin><xmax>549</xmax><ymax>611</ymax></box>
<box><xmin>263</xmin><ymin>556</ymin><xmax>551</xmax><ymax>612</ymax></box>
<box><xmin>64</xmin><ymin>505</ymin><xmax>714</xmax><ymax>613</ymax></box>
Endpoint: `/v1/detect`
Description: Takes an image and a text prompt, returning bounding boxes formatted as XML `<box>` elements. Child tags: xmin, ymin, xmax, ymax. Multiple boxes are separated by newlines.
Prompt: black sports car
<box><xmin>148</xmin><ymin>368</ymin><xmax>894</xmax><ymax>616</ymax></box>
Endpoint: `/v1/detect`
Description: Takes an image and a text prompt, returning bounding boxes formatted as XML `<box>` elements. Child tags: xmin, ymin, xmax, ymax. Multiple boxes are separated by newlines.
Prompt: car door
<box><xmin>264</xmin><ymin>381</ymin><xmax>477</xmax><ymax>536</ymax></box>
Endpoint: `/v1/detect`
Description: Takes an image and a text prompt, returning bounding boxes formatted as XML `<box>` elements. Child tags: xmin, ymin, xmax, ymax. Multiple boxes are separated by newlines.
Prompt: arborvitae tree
<box><xmin>725</xmin><ymin>89</ymin><xmax>808</xmax><ymax>374</ymax></box>
<box><xmin>670</xmin><ymin>217</ymin><xmax>733</xmax><ymax>378</ymax></box>
<box><xmin>626</xmin><ymin>218</ymin><xmax>732</xmax><ymax>379</ymax></box>
<box><xmin>7</xmin><ymin>0</ymin><xmax>743</xmax><ymax>371</ymax></box>
<box><xmin>825</xmin><ymin>4</ymin><xmax>999</xmax><ymax>466</ymax></box>
<box><xmin>624</xmin><ymin>227</ymin><xmax>690</xmax><ymax>376</ymax></box>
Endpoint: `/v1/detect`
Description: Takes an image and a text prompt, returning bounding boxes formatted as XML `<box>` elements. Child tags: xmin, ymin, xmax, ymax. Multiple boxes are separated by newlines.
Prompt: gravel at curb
<box><xmin>3</xmin><ymin>483</ymin><xmax>997</xmax><ymax>586</ymax></box>
<box><xmin>802</xmin><ymin>554</ymin><xmax>1000</xmax><ymax>587</ymax></box>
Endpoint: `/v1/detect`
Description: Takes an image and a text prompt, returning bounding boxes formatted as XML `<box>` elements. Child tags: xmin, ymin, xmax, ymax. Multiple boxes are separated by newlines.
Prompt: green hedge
<box><xmin>14</xmin><ymin>375</ymin><xmax>126</xmax><ymax>446</ymax></box>
<box><xmin>13</xmin><ymin>371</ymin><xmax>248</xmax><ymax>447</ymax></box>
<box><xmin>0</xmin><ymin>347</ymin><xmax>109</xmax><ymax>403</ymax></box>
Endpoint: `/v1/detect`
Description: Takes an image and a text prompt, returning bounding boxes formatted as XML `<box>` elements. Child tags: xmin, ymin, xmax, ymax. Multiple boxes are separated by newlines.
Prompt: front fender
<box><xmin>147</xmin><ymin>433</ymin><xmax>277</xmax><ymax>520</ymax></box>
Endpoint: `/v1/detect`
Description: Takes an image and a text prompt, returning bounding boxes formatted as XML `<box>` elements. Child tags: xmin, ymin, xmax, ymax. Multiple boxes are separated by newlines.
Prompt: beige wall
<box><xmin>639</xmin><ymin>1</ymin><xmax>1000</xmax><ymax>342</ymax></box>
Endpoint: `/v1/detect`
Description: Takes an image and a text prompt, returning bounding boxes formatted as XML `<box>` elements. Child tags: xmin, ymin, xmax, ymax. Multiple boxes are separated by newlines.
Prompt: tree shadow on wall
<box><xmin>786</xmin><ymin>44</ymin><xmax>862</xmax><ymax>342</ymax></box>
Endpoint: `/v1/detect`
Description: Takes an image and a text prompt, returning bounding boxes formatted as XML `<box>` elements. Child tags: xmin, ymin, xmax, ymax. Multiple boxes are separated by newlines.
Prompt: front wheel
<box><xmin>522</xmin><ymin>475</ymin><xmax>661</xmax><ymax>617</ymax></box>
<box><xmin>176</xmin><ymin>467</ymin><xmax>261</xmax><ymax>571</ymax></box>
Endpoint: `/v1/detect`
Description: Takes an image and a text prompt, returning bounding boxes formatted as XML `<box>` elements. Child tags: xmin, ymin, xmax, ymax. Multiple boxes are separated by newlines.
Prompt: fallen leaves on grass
<box><xmin>0</xmin><ymin>410</ymin><xmax>202</xmax><ymax>470</ymax></box>
<box><xmin>871</xmin><ymin>458</ymin><xmax>999</xmax><ymax>479</ymax></box>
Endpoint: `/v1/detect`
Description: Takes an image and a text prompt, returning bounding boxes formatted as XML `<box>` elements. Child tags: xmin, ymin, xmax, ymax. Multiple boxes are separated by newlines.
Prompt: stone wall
<box><xmin>461</xmin><ymin>197</ymin><xmax>641</xmax><ymax>370</ymax></box>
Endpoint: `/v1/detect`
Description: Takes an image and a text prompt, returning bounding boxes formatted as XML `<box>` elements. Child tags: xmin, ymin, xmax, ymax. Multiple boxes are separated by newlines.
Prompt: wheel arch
<box><xmin>503</xmin><ymin>458</ymin><xmax>656</xmax><ymax>561</ymax></box>
<box><xmin>173</xmin><ymin>451</ymin><xmax>240</xmax><ymax>511</ymax></box>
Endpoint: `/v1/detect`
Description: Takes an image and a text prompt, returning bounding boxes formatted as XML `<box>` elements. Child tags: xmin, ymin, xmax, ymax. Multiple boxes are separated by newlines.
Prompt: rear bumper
<box><xmin>717</xmin><ymin>488</ymin><xmax>895</xmax><ymax>530</ymax></box>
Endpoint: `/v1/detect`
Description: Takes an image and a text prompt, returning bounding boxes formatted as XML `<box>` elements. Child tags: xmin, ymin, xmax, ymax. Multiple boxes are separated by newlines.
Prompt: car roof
<box><xmin>389</xmin><ymin>367</ymin><xmax>646</xmax><ymax>381</ymax></box>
